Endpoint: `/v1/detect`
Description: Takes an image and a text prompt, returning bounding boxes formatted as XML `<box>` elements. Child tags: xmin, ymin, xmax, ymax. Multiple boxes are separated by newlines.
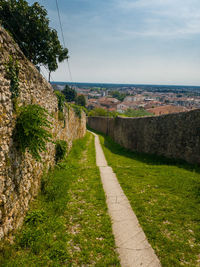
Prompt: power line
<box><xmin>55</xmin><ymin>0</ymin><xmax>73</xmax><ymax>83</ymax></box>
<box><xmin>55</xmin><ymin>0</ymin><xmax>66</xmax><ymax>49</ymax></box>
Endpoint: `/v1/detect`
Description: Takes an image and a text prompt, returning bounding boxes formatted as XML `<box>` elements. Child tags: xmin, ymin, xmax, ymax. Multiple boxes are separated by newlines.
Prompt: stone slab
<box><xmin>92</xmin><ymin>132</ymin><xmax>161</xmax><ymax>267</ymax></box>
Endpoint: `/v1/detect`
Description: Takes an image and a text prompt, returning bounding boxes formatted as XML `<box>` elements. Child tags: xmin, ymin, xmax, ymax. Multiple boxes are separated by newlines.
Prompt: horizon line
<box><xmin>51</xmin><ymin>81</ymin><xmax>200</xmax><ymax>87</ymax></box>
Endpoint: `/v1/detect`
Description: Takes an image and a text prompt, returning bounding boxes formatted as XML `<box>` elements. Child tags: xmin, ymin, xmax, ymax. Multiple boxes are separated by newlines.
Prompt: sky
<box><xmin>27</xmin><ymin>0</ymin><xmax>200</xmax><ymax>85</ymax></box>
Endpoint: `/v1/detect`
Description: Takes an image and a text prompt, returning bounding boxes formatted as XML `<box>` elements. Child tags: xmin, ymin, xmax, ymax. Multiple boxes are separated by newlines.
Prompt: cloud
<box><xmin>116</xmin><ymin>0</ymin><xmax>200</xmax><ymax>37</ymax></box>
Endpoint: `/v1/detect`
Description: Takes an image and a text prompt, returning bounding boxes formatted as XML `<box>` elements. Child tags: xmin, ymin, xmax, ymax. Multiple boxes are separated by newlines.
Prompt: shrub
<box><xmin>55</xmin><ymin>140</ymin><xmax>68</xmax><ymax>163</ymax></box>
<box><xmin>13</xmin><ymin>104</ymin><xmax>52</xmax><ymax>161</ymax></box>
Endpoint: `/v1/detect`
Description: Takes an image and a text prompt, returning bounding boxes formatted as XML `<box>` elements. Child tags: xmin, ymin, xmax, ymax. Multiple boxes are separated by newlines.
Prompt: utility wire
<box><xmin>55</xmin><ymin>0</ymin><xmax>73</xmax><ymax>83</ymax></box>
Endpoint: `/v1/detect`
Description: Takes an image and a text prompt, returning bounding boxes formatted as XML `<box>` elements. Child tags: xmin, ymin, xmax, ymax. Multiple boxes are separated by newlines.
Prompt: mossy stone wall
<box><xmin>0</xmin><ymin>27</ymin><xmax>86</xmax><ymax>240</ymax></box>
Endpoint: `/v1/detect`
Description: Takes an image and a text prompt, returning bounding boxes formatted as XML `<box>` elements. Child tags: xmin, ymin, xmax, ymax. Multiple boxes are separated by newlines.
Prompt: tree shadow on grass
<box><xmin>87</xmin><ymin>126</ymin><xmax>200</xmax><ymax>174</ymax></box>
<box><xmin>87</xmin><ymin>126</ymin><xmax>200</xmax><ymax>200</ymax></box>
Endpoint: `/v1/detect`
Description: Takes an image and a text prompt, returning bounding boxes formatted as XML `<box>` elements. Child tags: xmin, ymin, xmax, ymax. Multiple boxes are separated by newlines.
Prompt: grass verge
<box><xmin>0</xmin><ymin>132</ymin><xmax>120</xmax><ymax>266</ymax></box>
<box><xmin>98</xmin><ymin>133</ymin><xmax>200</xmax><ymax>267</ymax></box>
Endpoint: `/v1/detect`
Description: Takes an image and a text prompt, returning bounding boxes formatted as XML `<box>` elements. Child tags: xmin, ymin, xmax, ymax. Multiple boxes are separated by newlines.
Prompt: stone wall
<box><xmin>87</xmin><ymin>109</ymin><xmax>200</xmax><ymax>164</ymax></box>
<box><xmin>0</xmin><ymin>27</ymin><xmax>86</xmax><ymax>239</ymax></box>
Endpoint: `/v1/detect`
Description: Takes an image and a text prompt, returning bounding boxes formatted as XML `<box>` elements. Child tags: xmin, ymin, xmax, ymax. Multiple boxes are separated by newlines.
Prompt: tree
<box><xmin>110</xmin><ymin>90</ymin><xmax>126</xmax><ymax>101</ymax></box>
<box><xmin>0</xmin><ymin>0</ymin><xmax>68</xmax><ymax>73</ymax></box>
<box><xmin>62</xmin><ymin>85</ymin><xmax>77</xmax><ymax>102</ymax></box>
<box><xmin>76</xmin><ymin>95</ymin><xmax>86</xmax><ymax>107</ymax></box>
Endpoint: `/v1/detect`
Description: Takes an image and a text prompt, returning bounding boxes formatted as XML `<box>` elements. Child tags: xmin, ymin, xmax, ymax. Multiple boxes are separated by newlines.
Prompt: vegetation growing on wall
<box><xmin>13</xmin><ymin>104</ymin><xmax>52</xmax><ymax>161</ymax></box>
<box><xmin>54</xmin><ymin>90</ymin><xmax>65</xmax><ymax>121</ymax></box>
<box><xmin>88</xmin><ymin>107</ymin><xmax>117</xmax><ymax>117</ymax></box>
<box><xmin>6</xmin><ymin>56</ymin><xmax>20</xmax><ymax>110</ymax></box>
<box><xmin>71</xmin><ymin>104</ymin><xmax>82</xmax><ymax>119</ymax></box>
<box><xmin>0</xmin><ymin>134</ymin><xmax>119</xmax><ymax>266</ymax></box>
<box><xmin>88</xmin><ymin>107</ymin><xmax>152</xmax><ymax>118</ymax></box>
<box><xmin>123</xmin><ymin>108</ymin><xmax>152</xmax><ymax>117</ymax></box>
<box><xmin>55</xmin><ymin>140</ymin><xmax>68</xmax><ymax>163</ymax></box>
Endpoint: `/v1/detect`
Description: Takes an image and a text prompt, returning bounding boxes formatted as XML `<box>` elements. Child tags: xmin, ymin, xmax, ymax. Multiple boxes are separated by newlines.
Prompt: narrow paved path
<box><xmin>92</xmin><ymin>132</ymin><xmax>161</xmax><ymax>267</ymax></box>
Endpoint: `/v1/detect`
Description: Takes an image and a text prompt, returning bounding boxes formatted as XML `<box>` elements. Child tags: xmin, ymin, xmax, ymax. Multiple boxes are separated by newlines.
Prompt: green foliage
<box><xmin>123</xmin><ymin>108</ymin><xmax>152</xmax><ymax>117</ymax></box>
<box><xmin>88</xmin><ymin>107</ymin><xmax>107</xmax><ymax>117</ymax></box>
<box><xmin>75</xmin><ymin>94</ymin><xmax>86</xmax><ymax>107</ymax></box>
<box><xmin>58</xmin><ymin>111</ymin><xmax>64</xmax><ymax>121</ymax></box>
<box><xmin>55</xmin><ymin>140</ymin><xmax>68</xmax><ymax>163</ymax></box>
<box><xmin>6</xmin><ymin>56</ymin><xmax>20</xmax><ymax>111</ymax></box>
<box><xmin>88</xmin><ymin>107</ymin><xmax>117</xmax><ymax>117</ymax></box>
<box><xmin>80</xmin><ymin>105</ymin><xmax>88</xmax><ymax>115</ymax></box>
<box><xmin>62</xmin><ymin>85</ymin><xmax>77</xmax><ymax>102</ymax></box>
<box><xmin>65</xmin><ymin>102</ymin><xmax>70</xmax><ymax>112</ymax></box>
<box><xmin>71</xmin><ymin>104</ymin><xmax>82</xmax><ymax>119</ymax></box>
<box><xmin>65</xmin><ymin>102</ymin><xmax>87</xmax><ymax>118</ymax></box>
<box><xmin>17</xmin><ymin>228</ymin><xmax>43</xmax><ymax>249</ymax></box>
<box><xmin>110</xmin><ymin>90</ymin><xmax>126</xmax><ymax>101</ymax></box>
<box><xmin>54</xmin><ymin>90</ymin><xmax>65</xmax><ymax>121</ymax></box>
<box><xmin>88</xmin><ymin>107</ymin><xmax>151</xmax><ymax>118</ymax></box>
<box><xmin>13</xmin><ymin>104</ymin><xmax>52</xmax><ymax>161</ymax></box>
<box><xmin>0</xmin><ymin>0</ymin><xmax>68</xmax><ymax>72</ymax></box>
<box><xmin>25</xmin><ymin>210</ymin><xmax>46</xmax><ymax>226</ymax></box>
<box><xmin>54</xmin><ymin>91</ymin><xmax>65</xmax><ymax>112</ymax></box>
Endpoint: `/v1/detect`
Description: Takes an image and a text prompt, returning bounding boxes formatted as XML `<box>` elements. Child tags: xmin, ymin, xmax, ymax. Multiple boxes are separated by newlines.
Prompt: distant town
<box><xmin>51</xmin><ymin>82</ymin><xmax>200</xmax><ymax>116</ymax></box>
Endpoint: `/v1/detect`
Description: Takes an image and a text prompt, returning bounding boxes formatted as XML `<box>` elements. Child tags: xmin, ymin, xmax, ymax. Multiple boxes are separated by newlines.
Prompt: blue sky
<box><xmin>27</xmin><ymin>0</ymin><xmax>200</xmax><ymax>85</ymax></box>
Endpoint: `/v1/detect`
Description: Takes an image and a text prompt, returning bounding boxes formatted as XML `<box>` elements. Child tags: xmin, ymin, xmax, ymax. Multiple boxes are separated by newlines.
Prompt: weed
<box><xmin>55</xmin><ymin>140</ymin><xmax>68</xmax><ymax>163</ymax></box>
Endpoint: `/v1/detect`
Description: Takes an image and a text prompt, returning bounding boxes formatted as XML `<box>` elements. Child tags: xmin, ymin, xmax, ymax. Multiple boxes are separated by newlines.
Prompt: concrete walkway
<box><xmin>93</xmin><ymin>132</ymin><xmax>161</xmax><ymax>267</ymax></box>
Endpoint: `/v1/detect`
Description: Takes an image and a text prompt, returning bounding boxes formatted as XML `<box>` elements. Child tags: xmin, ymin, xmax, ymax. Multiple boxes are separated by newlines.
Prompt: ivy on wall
<box><xmin>6</xmin><ymin>56</ymin><xmax>20</xmax><ymax>110</ymax></box>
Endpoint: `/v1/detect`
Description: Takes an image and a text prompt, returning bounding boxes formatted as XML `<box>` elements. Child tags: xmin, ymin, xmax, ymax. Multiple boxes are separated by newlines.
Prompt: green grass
<box><xmin>98</xmin><ymin>133</ymin><xmax>200</xmax><ymax>267</ymax></box>
<box><xmin>0</xmin><ymin>132</ymin><xmax>120</xmax><ymax>266</ymax></box>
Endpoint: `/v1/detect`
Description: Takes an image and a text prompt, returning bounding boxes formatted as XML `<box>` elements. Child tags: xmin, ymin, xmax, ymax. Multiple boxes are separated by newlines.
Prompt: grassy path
<box><xmin>99</xmin><ymin>134</ymin><xmax>200</xmax><ymax>267</ymax></box>
<box><xmin>0</xmin><ymin>132</ymin><xmax>120</xmax><ymax>266</ymax></box>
